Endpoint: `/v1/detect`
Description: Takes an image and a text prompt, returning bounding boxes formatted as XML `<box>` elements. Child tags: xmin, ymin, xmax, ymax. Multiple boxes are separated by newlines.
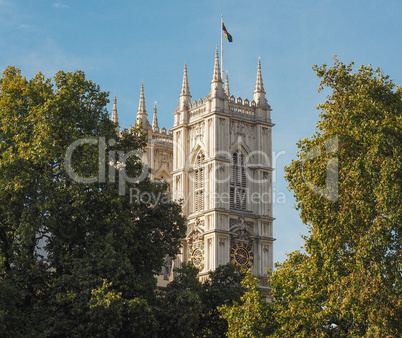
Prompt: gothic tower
<box><xmin>172</xmin><ymin>51</ymin><xmax>275</xmax><ymax>289</ymax></box>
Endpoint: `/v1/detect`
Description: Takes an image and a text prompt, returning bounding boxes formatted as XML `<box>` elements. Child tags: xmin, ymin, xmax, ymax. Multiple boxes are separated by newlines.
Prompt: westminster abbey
<box><xmin>112</xmin><ymin>49</ymin><xmax>275</xmax><ymax>291</ymax></box>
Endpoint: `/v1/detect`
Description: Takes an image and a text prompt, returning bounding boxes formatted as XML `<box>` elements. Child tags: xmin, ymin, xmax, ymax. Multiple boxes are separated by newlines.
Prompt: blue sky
<box><xmin>1</xmin><ymin>0</ymin><xmax>402</xmax><ymax>265</ymax></box>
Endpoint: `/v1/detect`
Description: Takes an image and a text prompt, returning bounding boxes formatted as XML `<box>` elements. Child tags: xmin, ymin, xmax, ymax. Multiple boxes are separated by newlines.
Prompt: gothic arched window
<box><xmin>194</xmin><ymin>152</ymin><xmax>205</xmax><ymax>212</ymax></box>
<box><xmin>230</xmin><ymin>150</ymin><xmax>246</xmax><ymax>210</ymax></box>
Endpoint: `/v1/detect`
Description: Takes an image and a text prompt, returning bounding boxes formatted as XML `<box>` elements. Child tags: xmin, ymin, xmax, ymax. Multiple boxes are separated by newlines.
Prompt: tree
<box><xmin>0</xmin><ymin>66</ymin><xmax>186</xmax><ymax>336</ymax></box>
<box><xmin>157</xmin><ymin>263</ymin><xmax>245</xmax><ymax>338</ymax></box>
<box><xmin>88</xmin><ymin>279</ymin><xmax>159</xmax><ymax>337</ymax></box>
<box><xmin>199</xmin><ymin>263</ymin><xmax>245</xmax><ymax>337</ymax></box>
<box><xmin>271</xmin><ymin>58</ymin><xmax>402</xmax><ymax>336</ymax></box>
<box><xmin>157</xmin><ymin>263</ymin><xmax>204</xmax><ymax>338</ymax></box>
<box><xmin>219</xmin><ymin>269</ymin><xmax>276</xmax><ymax>338</ymax></box>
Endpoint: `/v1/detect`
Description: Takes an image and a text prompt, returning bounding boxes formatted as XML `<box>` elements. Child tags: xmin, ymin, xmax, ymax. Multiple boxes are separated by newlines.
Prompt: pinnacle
<box><xmin>138</xmin><ymin>82</ymin><xmax>147</xmax><ymax>114</ymax></box>
<box><xmin>254</xmin><ymin>59</ymin><xmax>265</xmax><ymax>94</ymax></box>
<box><xmin>211</xmin><ymin>47</ymin><xmax>223</xmax><ymax>83</ymax></box>
<box><xmin>180</xmin><ymin>63</ymin><xmax>191</xmax><ymax>97</ymax></box>
<box><xmin>112</xmin><ymin>95</ymin><xmax>118</xmax><ymax>123</ymax></box>
<box><xmin>152</xmin><ymin>102</ymin><xmax>159</xmax><ymax>132</ymax></box>
<box><xmin>136</xmin><ymin>82</ymin><xmax>151</xmax><ymax>129</ymax></box>
<box><xmin>253</xmin><ymin>58</ymin><xmax>268</xmax><ymax>107</ymax></box>
<box><xmin>225</xmin><ymin>71</ymin><xmax>230</xmax><ymax>97</ymax></box>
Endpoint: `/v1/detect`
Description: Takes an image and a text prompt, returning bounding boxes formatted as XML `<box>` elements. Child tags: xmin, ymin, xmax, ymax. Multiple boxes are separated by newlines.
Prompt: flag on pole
<box><xmin>222</xmin><ymin>22</ymin><xmax>233</xmax><ymax>42</ymax></box>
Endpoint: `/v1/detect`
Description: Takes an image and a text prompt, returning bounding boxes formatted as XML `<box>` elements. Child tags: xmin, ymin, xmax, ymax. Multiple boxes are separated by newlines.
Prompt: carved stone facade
<box><xmin>115</xmin><ymin>51</ymin><xmax>275</xmax><ymax>290</ymax></box>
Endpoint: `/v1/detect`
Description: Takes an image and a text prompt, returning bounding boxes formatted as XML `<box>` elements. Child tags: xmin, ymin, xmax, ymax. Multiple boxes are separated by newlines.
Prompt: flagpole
<box><xmin>221</xmin><ymin>15</ymin><xmax>223</xmax><ymax>80</ymax></box>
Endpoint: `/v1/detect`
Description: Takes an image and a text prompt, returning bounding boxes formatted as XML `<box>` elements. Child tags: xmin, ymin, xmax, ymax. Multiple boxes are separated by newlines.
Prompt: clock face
<box><xmin>230</xmin><ymin>242</ymin><xmax>254</xmax><ymax>268</ymax></box>
<box><xmin>191</xmin><ymin>243</ymin><xmax>204</xmax><ymax>270</ymax></box>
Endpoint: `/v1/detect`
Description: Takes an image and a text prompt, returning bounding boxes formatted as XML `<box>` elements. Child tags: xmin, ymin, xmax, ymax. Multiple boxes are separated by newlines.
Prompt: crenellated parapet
<box><xmin>184</xmin><ymin>92</ymin><xmax>272</xmax><ymax>123</ymax></box>
<box><xmin>149</xmin><ymin>128</ymin><xmax>173</xmax><ymax>145</ymax></box>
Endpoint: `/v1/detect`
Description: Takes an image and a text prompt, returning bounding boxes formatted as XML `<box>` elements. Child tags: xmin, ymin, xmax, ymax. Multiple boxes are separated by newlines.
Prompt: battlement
<box><xmin>186</xmin><ymin>94</ymin><xmax>271</xmax><ymax>122</ymax></box>
<box><xmin>228</xmin><ymin>101</ymin><xmax>255</xmax><ymax>116</ymax></box>
<box><xmin>148</xmin><ymin>128</ymin><xmax>173</xmax><ymax>146</ymax></box>
<box><xmin>151</xmin><ymin>133</ymin><xmax>173</xmax><ymax>144</ymax></box>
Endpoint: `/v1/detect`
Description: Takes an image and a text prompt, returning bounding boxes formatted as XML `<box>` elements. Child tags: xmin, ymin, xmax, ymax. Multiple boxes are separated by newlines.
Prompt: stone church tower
<box><xmin>116</xmin><ymin>50</ymin><xmax>274</xmax><ymax>289</ymax></box>
<box><xmin>172</xmin><ymin>50</ymin><xmax>274</xmax><ymax>288</ymax></box>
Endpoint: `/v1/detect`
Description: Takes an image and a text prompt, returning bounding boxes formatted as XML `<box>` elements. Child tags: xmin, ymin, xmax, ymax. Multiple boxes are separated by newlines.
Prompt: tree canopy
<box><xmin>272</xmin><ymin>58</ymin><xmax>402</xmax><ymax>336</ymax></box>
<box><xmin>220</xmin><ymin>269</ymin><xmax>276</xmax><ymax>338</ymax></box>
<box><xmin>157</xmin><ymin>262</ymin><xmax>245</xmax><ymax>338</ymax></box>
<box><xmin>0</xmin><ymin>66</ymin><xmax>186</xmax><ymax>336</ymax></box>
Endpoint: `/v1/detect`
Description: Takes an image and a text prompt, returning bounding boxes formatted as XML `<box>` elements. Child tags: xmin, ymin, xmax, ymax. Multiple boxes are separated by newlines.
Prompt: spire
<box><xmin>224</xmin><ymin>71</ymin><xmax>230</xmax><ymax>97</ymax></box>
<box><xmin>136</xmin><ymin>82</ymin><xmax>150</xmax><ymax>129</ymax></box>
<box><xmin>180</xmin><ymin>63</ymin><xmax>191</xmax><ymax>97</ymax></box>
<box><xmin>179</xmin><ymin>62</ymin><xmax>191</xmax><ymax>111</ymax></box>
<box><xmin>152</xmin><ymin>102</ymin><xmax>159</xmax><ymax>133</ymax></box>
<box><xmin>210</xmin><ymin>47</ymin><xmax>224</xmax><ymax>99</ymax></box>
<box><xmin>111</xmin><ymin>95</ymin><xmax>120</xmax><ymax>134</ymax></box>
<box><xmin>253</xmin><ymin>58</ymin><xmax>268</xmax><ymax>107</ymax></box>
<box><xmin>112</xmin><ymin>95</ymin><xmax>119</xmax><ymax>124</ymax></box>
<box><xmin>211</xmin><ymin>47</ymin><xmax>223</xmax><ymax>83</ymax></box>
<box><xmin>138</xmin><ymin>82</ymin><xmax>146</xmax><ymax>115</ymax></box>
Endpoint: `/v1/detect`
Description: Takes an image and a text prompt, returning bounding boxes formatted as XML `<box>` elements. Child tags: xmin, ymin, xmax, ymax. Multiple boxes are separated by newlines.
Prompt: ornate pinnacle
<box><xmin>136</xmin><ymin>82</ymin><xmax>150</xmax><ymax>129</ymax></box>
<box><xmin>152</xmin><ymin>101</ymin><xmax>159</xmax><ymax>133</ymax></box>
<box><xmin>253</xmin><ymin>58</ymin><xmax>268</xmax><ymax>107</ymax></box>
<box><xmin>211</xmin><ymin>47</ymin><xmax>223</xmax><ymax>83</ymax></box>
<box><xmin>112</xmin><ymin>95</ymin><xmax>119</xmax><ymax>124</ymax></box>
<box><xmin>180</xmin><ymin>63</ymin><xmax>191</xmax><ymax>97</ymax></box>
<box><xmin>254</xmin><ymin>58</ymin><xmax>265</xmax><ymax>94</ymax></box>
<box><xmin>225</xmin><ymin>71</ymin><xmax>230</xmax><ymax>97</ymax></box>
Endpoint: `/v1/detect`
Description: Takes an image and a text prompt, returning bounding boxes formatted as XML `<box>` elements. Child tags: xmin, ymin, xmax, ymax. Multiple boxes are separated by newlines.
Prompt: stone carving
<box><xmin>189</xmin><ymin>121</ymin><xmax>206</xmax><ymax>145</ymax></box>
<box><xmin>187</xmin><ymin>218</ymin><xmax>204</xmax><ymax>245</ymax></box>
<box><xmin>230</xmin><ymin>217</ymin><xmax>255</xmax><ymax>242</ymax></box>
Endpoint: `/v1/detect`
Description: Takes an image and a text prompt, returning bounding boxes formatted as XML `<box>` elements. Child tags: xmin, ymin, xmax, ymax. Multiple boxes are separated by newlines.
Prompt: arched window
<box><xmin>194</xmin><ymin>152</ymin><xmax>205</xmax><ymax>212</ymax></box>
<box><xmin>230</xmin><ymin>150</ymin><xmax>246</xmax><ymax>210</ymax></box>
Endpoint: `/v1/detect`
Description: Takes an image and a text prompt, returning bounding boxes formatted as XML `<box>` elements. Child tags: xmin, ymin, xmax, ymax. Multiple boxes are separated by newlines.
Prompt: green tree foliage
<box><xmin>158</xmin><ymin>263</ymin><xmax>245</xmax><ymax>338</ymax></box>
<box><xmin>88</xmin><ymin>279</ymin><xmax>158</xmax><ymax>337</ymax></box>
<box><xmin>199</xmin><ymin>263</ymin><xmax>245</xmax><ymax>337</ymax></box>
<box><xmin>0</xmin><ymin>66</ymin><xmax>186</xmax><ymax>336</ymax></box>
<box><xmin>271</xmin><ymin>59</ymin><xmax>402</xmax><ymax>336</ymax></box>
<box><xmin>219</xmin><ymin>269</ymin><xmax>276</xmax><ymax>338</ymax></box>
<box><xmin>158</xmin><ymin>263</ymin><xmax>204</xmax><ymax>338</ymax></box>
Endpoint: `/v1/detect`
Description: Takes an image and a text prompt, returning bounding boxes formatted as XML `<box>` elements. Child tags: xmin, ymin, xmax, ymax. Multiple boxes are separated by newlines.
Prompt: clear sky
<box><xmin>1</xmin><ymin>0</ymin><xmax>402</xmax><ymax>265</ymax></box>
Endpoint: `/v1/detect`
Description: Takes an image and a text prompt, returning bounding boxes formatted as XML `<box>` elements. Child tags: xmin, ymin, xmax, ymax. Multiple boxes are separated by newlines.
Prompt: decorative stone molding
<box><xmin>230</xmin><ymin>217</ymin><xmax>255</xmax><ymax>242</ymax></box>
<box><xmin>187</xmin><ymin>217</ymin><xmax>204</xmax><ymax>245</ymax></box>
<box><xmin>194</xmin><ymin>217</ymin><xmax>201</xmax><ymax>227</ymax></box>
